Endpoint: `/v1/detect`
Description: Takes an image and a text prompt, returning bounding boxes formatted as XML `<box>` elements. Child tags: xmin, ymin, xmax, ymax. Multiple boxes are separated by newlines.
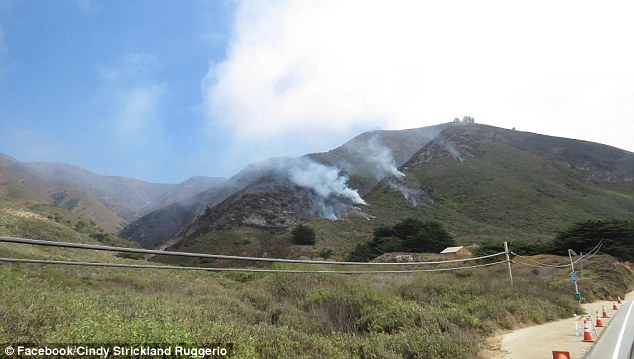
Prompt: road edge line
<box><xmin>611</xmin><ymin>299</ymin><xmax>634</xmax><ymax>359</ymax></box>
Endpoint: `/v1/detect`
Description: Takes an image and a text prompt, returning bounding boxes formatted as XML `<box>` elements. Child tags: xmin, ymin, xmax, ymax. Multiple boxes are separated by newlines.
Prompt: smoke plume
<box><xmin>283</xmin><ymin>158</ymin><xmax>365</xmax><ymax>220</ymax></box>
<box><xmin>356</xmin><ymin>136</ymin><xmax>405</xmax><ymax>180</ymax></box>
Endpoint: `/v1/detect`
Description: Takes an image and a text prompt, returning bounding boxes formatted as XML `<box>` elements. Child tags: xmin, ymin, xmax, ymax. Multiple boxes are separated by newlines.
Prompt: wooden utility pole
<box><xmin>504</xmin><ymin>241</ymin><xmax>513</xmax><ymax>286</ymax></box>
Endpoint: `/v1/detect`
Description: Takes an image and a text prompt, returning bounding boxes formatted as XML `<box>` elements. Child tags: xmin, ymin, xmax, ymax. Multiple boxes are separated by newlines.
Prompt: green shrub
<box><xmin>291</xmin><ymin>224</ymin><xmax>316</xmax><ymax>245</ymax></box>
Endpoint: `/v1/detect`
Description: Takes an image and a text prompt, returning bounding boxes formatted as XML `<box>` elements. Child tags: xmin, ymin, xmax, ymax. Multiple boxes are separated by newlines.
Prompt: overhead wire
<box><xmin>512</xmin><ymin>239</ymin><xmax>604</xmax><ymax>269</ymax></box>
<box><xmin>0</xmin><ymin>236</ymin><xmax>505</xmax><ymax>266</ymax></box>
<box><xmin>0</xmin><ymin>236</ymin><xmax>604</xmax><ymax>275</ymax></box>
<box><xmin>0</xmin><ymin>257</ymin><xmax>509</xmax><ymax>274</ymax></box>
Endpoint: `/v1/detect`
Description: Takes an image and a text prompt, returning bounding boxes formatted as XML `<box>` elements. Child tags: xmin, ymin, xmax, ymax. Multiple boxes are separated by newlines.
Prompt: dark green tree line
<box><xmin>347</xmin><ymin>218</ymin><xmax>455</xmax><ymax>262</ymax></box>
<box><xmin>552</xmin><ymin>219</ymin><xmax>634</xmax><ymax>262</ymax></box>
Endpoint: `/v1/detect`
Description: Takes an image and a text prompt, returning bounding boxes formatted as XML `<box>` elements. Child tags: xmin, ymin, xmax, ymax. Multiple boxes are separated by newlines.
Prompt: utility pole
<box><xmin>504</xmin><ymin>241</ymin><xmax>513</xmax><ymax>286</ymax></box>
<box><xmin>569</xmin><ymin>249</ymin><xmax>580</xmax><ymax>304</ymax></box>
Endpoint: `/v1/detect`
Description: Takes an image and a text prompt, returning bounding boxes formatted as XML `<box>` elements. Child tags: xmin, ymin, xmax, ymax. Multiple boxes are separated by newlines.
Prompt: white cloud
<box><xmin>99</xmin><ymin>54</ymin><xmax>167</xmax><ymax>149</ymax></box>
<box><xmin>204</xmin><ymin>0</ymin><xmax>634</xmax><ymax>155</ymax></box>
<box><xmin>112</xmin><ymin>85</ymin><xmax>166</xmax><ymax>145</ymax></box>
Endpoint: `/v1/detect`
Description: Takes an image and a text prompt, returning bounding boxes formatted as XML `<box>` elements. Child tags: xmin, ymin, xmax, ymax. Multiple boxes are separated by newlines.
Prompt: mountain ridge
<box><xmin>0</xmin><ymin>154</ymin><xmax>227</xmax><ymax>232</ymax></box>
<box><xmin>155</xmin><ymin>122</ymin><xmax>634</xmax><ymax>257</ymax></box>
<box><xmin>121</xmin><ymin>124</ymin><xmax>449</xmax><ymax>248</ymax></box>
<box><xmin>3</xmin><ymin>122</ymin><xmax>633</xmax><ymax>257</ymax></box>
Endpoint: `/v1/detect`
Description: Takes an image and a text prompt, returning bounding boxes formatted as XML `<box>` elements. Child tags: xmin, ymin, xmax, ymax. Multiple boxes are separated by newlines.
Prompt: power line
<box><xmin>0</xmin><ymin>236</ymin><xmax>505</xmax><ymax>265</ymax></box>
<box><xmin>0</xmin><ymin>257</ymin><xmax>509</xmax><ymax>274</ymax></box>
<box><xmin>512</xmin><ymin>240</ymin><xmax>603</xmax><ymax>268</ymax></box>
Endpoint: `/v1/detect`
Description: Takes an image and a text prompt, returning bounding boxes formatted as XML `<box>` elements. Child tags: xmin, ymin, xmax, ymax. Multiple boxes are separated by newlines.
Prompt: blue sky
<box><xmin>1</xmin><ymin>1</ymin><xmax>633</xmax><ymax>183</ymax></box>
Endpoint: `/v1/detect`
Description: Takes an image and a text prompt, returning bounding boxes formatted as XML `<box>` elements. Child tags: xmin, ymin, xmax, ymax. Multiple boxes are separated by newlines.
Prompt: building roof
<box><xmin>440</xmin><ymin>246</ymin><xmax>469</xmax><ymax>254</ymax></box>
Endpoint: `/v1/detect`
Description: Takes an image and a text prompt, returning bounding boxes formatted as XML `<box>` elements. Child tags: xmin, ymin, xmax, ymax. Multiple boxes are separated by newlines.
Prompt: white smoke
<box><xmin>440</xmin><ymin>140</ymin><xmax>464</xmax><ymax>162</ymax></box>
<box><xmin>348</xmin><ymin>136</ymin><xmax>437</xmax><ymax>205</ymax></box>
<box><xmin>360</xmin><ymin>136</ymin><xmax>405</xmax><ymax>179</ymax></box>
<box><xmin>350</xmin><ymin>136</ymin><xmax>405</xmax><ymax>180</ymax></box>
<box><xmin>284</xmin><ymin>158</ymin><xmax>366</xmax><ymax>220</ymax></box>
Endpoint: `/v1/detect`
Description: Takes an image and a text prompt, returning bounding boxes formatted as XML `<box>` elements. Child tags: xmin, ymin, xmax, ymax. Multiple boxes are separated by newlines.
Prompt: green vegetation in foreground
<box><xmin>2</xmin><ymin>261</ymin><xmax>618</xmax><ymax>359</ymax></box>
<box><xmin>1</xmin><ymin>196</ymin><xmax>634</xmax><ymax>358</ymax></box>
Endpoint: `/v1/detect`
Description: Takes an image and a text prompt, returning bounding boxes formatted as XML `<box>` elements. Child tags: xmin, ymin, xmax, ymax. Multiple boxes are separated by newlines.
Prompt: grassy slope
<box><xmin>158</xmin><ymin>215</ymin><xmax>376</xmax><ymax>266</ymax></box>
<box><xmin>0</xmin><ymin>174</ymin><xmax>43</xmax><ymax>204</ymax></box>
<box><xmin>0</xmin><ymin>169</ymin><xmax>127</xmax><ymax>232</ymax></box>
<box><xmin>365</xmin><ymin>142</ymin><xmax>634</xmax><ymax>243</ymax></box>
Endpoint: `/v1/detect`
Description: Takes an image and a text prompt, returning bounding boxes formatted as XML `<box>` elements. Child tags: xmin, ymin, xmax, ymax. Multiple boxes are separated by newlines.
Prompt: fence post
<box><xmin>504</xmin><ymin>241</ymin><xmax>513</xmax><ymax>286</ymax></box>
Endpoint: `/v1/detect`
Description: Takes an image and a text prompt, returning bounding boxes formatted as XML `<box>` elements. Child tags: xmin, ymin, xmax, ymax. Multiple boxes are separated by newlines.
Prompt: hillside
<box><xmin>154</xmin><ymin>123</ymin><xmax>634</xmax><ymax>259</ymax></box>
<box><xmin>0</xmin><ymin>154</ymin><xmax>226</xmax><ymax>235</ymax></box>
<box><xmin>119</xmin><ymin>158</ymin><xmax>285</xmax><ymax>248</ymax></box>
<box><xmin>25</xmin><ymin>161</ymin><xmax>226</xmax><ymax>221</ymax></box>
<box><xmin>121</xmin><ymin>124</ymin><xmax>448</xmax><ymax>249</ymax></box>
<box><xmin>0</xmin><ymin>154</ymin><xmax>128</xmax><ymax>231</ymax></box>
<box><xmin>5</xmin><ymin>122</ymin><xmax>632</xmax><ymax>257</ymax></box>
<box><xmin>367</xmin><ymin>124</ymin><xmax>634</xmax><ymax>242</ymax></box>
<box><xmin>309</xmin><ymin>123</ymin><xmax>449</xmax><ymax>194</ymax></box>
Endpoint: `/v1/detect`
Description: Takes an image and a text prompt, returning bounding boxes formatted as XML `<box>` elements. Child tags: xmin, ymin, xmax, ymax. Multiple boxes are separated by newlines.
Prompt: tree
<box><xmin>401</xmin><ymin>220</ymin><xmax>455</xmax><ymax>253</ymax></box>
<box><xmin>347</xmin><ymin>218</ymin><xmax>455</xmax><ymax>262</ymax></box>
<box><xmin>291</xmin><ymin>224</ymin><xmax>316</xmax><ymax>245</ymax></box>
<box><xmin>552</xmin><ymin>219</ymin><xmax>634</xmax><ymax>262</ymax></box>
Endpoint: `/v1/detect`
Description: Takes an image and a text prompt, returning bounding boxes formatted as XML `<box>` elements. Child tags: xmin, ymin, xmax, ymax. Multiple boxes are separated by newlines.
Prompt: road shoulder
<box><xmin>487</xmin><ymin>291</ymin><xmax>634</xmax><ymax>359</ymax></box>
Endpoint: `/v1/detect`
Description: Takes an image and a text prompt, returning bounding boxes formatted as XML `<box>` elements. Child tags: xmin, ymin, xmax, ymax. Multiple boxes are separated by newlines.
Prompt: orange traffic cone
<box><xmin>595</xmin><ymin>311</ymin><xmax>604</xmax><ymax>327</ymax></box>
<box><xmin>552</xmin><ymin>350</ymin><xmax>570</xmax><ymax>359</ymax></box>
<box><xmin>613</xmin><ymin>301</ymin><xmax>619</xmax><ymax>310</ymax></box>
<box><xmin>617</xmin><ymin>296</ymin><xmax>622</xmax><ymax>304</ymax></box>
<box><xmin>602</xmin><ymin>305</ymin><xmax>610</xmax><ymax>318</ymax></box>
<box><xmin>582</xmin><ymin>320</ymin><xmax>594</xmax><ymax>342</ymax></box>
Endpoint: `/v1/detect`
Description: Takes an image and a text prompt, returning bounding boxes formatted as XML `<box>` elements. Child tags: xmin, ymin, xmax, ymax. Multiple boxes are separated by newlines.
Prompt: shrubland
<box><xmin>1</xmin><ymin>252</ymin><xmax>631</xmax><ymax>358</ymax></box>
<box><xmin>1</xmin><ymin>198</ymin><xmax>633</xmax><ymax>358</ymax></box>
<box><xmin>1</xmin><ymin>262</ymin><xmax>600</xmax><ymax>358</ymax></box>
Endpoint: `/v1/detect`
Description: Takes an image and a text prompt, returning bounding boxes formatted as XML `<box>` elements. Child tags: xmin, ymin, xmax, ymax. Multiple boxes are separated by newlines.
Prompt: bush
<box><xmin>291</xmin><ymin>224</ymin><xmax>316</xmax><ymax>245</ymax></box>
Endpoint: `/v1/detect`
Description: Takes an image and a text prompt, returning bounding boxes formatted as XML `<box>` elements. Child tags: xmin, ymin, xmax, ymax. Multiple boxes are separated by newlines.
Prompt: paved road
<box><xmin>586</xmin><ymin>299</ymin><xmax>634</xmax><ymax>359</ymax></box>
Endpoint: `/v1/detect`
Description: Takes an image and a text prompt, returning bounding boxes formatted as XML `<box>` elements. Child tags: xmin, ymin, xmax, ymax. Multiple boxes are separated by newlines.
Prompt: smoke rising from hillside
<box><xmin>440</xmin><ymin>140</ymin><xmax>464</xmax><ymax>162</ymax></box>
<box><xmin>355</xmin><ymin>136</ymin><xmax>405</xmax><ymax>180</ymax></box>
<box><xmin>283</xmin><ymin>158</ymin><xmax>365</xmax><ymax>220</ymax></box>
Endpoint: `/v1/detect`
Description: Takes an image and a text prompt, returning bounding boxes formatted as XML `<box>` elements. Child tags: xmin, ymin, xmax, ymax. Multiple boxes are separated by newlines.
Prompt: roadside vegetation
<box><xmin>1</xmin><ymin>198</ymin><xmax>633</xmax><ymax>358</ymax></box>
<box><xmin>0</xmin><ymin>261</ymin><xmax>608</xmax><ymax>358</ymax></box>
